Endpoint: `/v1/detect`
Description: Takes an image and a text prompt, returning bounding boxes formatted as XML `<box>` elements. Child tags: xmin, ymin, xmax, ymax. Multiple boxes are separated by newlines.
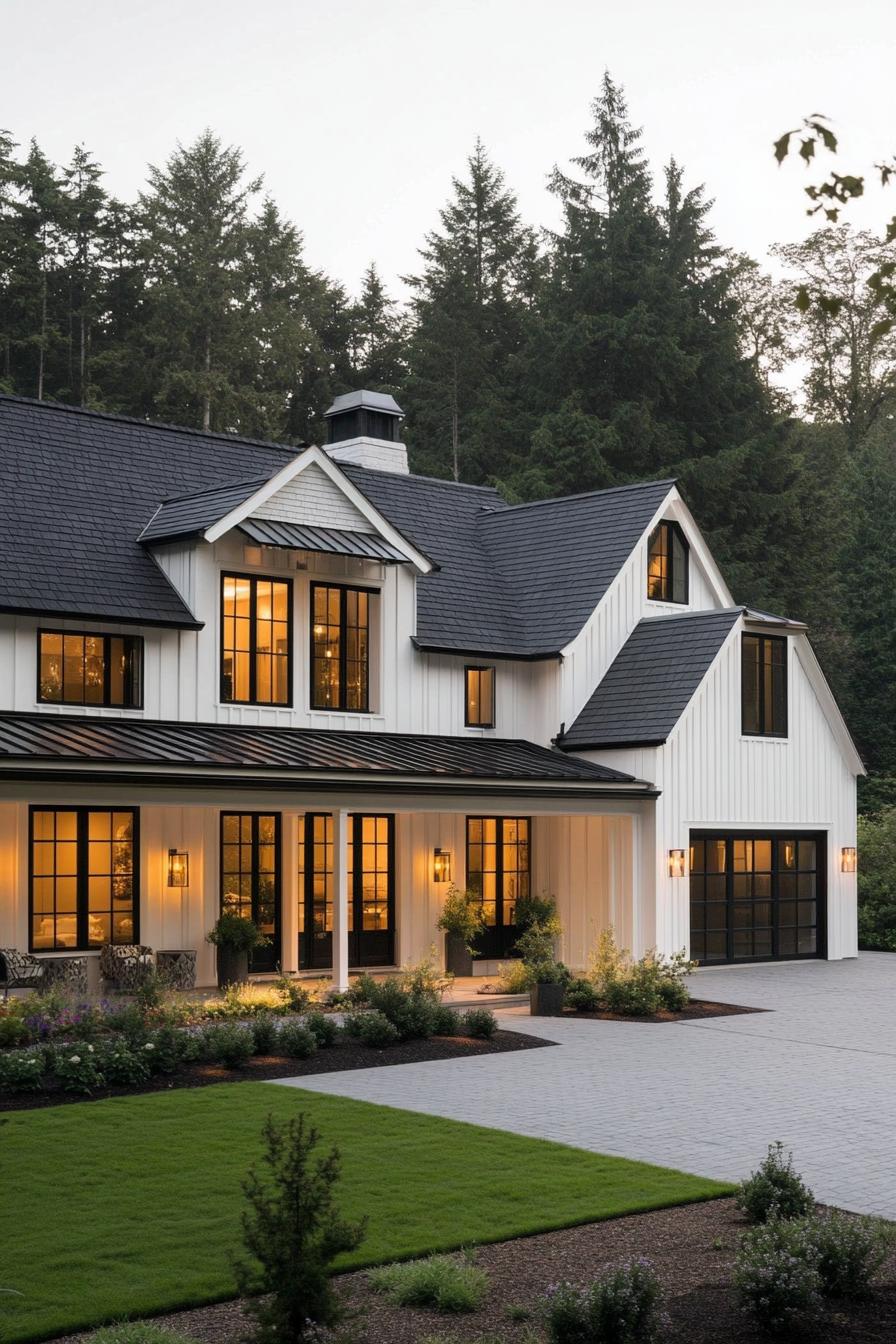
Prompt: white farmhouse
<box><xmin>0</xmin><ymin>390</ymin><xmax>863</xmax><ymax>988</ymax></box>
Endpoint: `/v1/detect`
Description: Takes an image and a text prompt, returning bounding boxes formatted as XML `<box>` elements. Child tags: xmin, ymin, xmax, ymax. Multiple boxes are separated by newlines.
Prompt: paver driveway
<box><xmin>275</xmin><ymin>953</ymin><xmax>896</xmax><ymax>1218</ymax></box>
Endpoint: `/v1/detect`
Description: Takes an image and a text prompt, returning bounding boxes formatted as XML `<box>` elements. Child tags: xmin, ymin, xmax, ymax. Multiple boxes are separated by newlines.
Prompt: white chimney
<box><xmin>323</xmin><ymin>390</ymin><xmax>409</xmax><ymax>474</ymax></box>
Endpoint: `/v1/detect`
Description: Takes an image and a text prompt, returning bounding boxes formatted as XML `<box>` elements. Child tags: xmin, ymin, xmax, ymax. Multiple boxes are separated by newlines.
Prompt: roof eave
<box><xmin>557</xmin><ymin>736</ymin><xmax>668</xmax><ymax>753</ymax></box>
<box><xmin>411</xmin><ymin>638</ymin><xmax>562</xmax><ymax>662</ymax></box>
<box><xmin>0</xmin><ymin>602</ymin><xmax>204</xmax><ymax>632</ymax></box>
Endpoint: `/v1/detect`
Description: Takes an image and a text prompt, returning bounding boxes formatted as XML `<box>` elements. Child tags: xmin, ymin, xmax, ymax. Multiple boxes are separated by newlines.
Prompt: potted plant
<box><xmin>528</xmin><ymin>960</ymin><xmax>569</xmax><ymax>1016</ymax></box>
<box><xmin>207</xmin><ymin>913</ymin><xmax>270</xmax><ymax>987</ymax></box>
<box><xmin>437</xmin><ymin>886</ymin><xmax>485</xmax><ymax>976</ymax></box>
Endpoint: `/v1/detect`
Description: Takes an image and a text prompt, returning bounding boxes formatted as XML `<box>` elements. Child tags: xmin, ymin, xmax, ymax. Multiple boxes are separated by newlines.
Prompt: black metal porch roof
<box><xmin>0</xmin><ymin>713</ymin><xmax>653</xmax><ymax>793</ymax></box>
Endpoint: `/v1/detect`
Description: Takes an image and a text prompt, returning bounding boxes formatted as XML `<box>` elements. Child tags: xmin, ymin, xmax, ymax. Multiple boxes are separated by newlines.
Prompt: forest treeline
<box><xmin>1</xmin><ymin>75</ymin><xmax>895</xmax><ymax>800</ymax></box>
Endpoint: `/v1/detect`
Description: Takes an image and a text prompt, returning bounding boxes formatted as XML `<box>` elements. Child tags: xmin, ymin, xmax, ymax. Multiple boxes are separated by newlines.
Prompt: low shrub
<box><xmin>345</xmin><ymin>1009</ymin><xmax>400</xmax><ymax>1048</ymax></box>
<box><xmin>431</xmin><ymin>1004</ymin><xmax>462</xmax><ymax>1035</ymax></box>
<box><xmin>351</xmin><ymin>974</ymin><xmax>440</xmax><ymax>1040</ymax></box>
<box><xmin>304</xmin><ymin>1011</ymin><xmax>339</xmax><ymax>1047</ymax></box>
<box><xmin>99</xmin><ymin>1042</ymin><xmax>152</xmax><ymax>1086</ymax></box>
<box><xmin>656</xmin><ymin>977</ymin><xmax>689</xmax><ymax>1011</ymax></box>
<box><xmin>146</xmin><ymin>1025</ymin><xmax>191</xmax><ymax>1073</ymax></box>
<box><xmin>202</xmin><ymin>1023</ymin><xmax>255</xmax><ymax>1069</ymax></box>
<box><xmin>0</xmin><ymin>1012</ymin><xmax>30</xmax><ymax>1048</ymax></box>
<box><xmin>369</xmin><ymin>1252</ymin><xmax>489</xmax><ymax>1313</ymax></box>
<box><xmin>400</xmin><ymin>949</ymin><xmax>453</xmax><ymax>999</ymax></box>
<box><xmin>736</xmin><ymin>1142</ymin><xmax>815</xmax><ymax>1224</ymax></box>
<box><xmin>277</xmin><ymin>1022</ymin><xmax>318</xmax><ymax>1060</ymax></box>
<box><xmin>275</xmin><ymin>974</ymin><xmax>311</xmax><ymax>1014</ymax></box>
<box><xmin>54</xmin><ymin>1042</ymin><xmax>104</xmax><ymax>1093</ymax></box>
<box><xmin>462</xmin><ymin>1008</ymin><xmax>497</xmax><ymax>1039</ymax></box>
<box><xmin>543</xmin><ymin>1259</ymin><xmax>667</xmax><ymax>1343</ymax></box>
<box><xmin>0</xmin><ymin>1047</ymin><xmax>46</xmax><ymax>1091</ymax></box>
<box><xmin>565</xmin><ymin>977</ymin><xmax>601</xmax><ymax>1011</ymax></box>
<box><xmin>734</xmin><ymin>1216</ymin><xmax>823</xmax><ymax>1334</ymax></box>
<box><xmin>250</xmin><ymin>1013</ymin><xmax>279</xmax><ymax>1055</ymax></box>
<box><xmin>604</xmin><ymin>970</ymin><xmax>662</xmax><ymax>1017</ymax></box>
<box><xmin>497</xmin><ymin>959</ymin><xmax>535</xmax><ymax>992</ymax></box>
<box><xmin>85</xmin><ymin>1325</ymin><xmax>202</xmax><ymax>1344</ymax></box>
<box><xmin>806</xmin><ymin>1210</ymin><xmax>893</xmax><ymax>1299</ymax></box>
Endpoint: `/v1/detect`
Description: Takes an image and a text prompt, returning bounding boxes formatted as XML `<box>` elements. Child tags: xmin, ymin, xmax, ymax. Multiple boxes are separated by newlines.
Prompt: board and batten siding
<box><xmin>582</xmin><ymin>619</ymin><xmax>859</xmax><ymax>961</ymax></box>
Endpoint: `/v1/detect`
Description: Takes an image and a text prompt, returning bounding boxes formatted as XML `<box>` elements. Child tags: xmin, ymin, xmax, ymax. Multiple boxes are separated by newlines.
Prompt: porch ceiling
<box><xmin>0</xmin><ymin>712</ymin><xmax>656</xmax><ymax>797</ymax></box>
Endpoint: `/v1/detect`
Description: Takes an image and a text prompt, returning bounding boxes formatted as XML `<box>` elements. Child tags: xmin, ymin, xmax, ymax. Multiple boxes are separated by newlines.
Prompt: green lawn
<box><xmin>1</xmin><ymin>1084</ymin><xmax>730</xmax><ymax>1342</ymax></box>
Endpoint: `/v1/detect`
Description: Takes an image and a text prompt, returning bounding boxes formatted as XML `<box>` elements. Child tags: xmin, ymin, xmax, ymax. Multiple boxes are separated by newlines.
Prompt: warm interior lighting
<box><xmin>433</xmin><ymin>848</ymin><xmax>452</xmax><ymax>883</ymax></box>
<box><xmin>167</xmin><ymin>848</ymin><xmax>189</xmax><ymax>887</ymax></box>
<box><xmin>242</xmin><ymin>544</ymin><xmax>263</xmax><ymax>565</ymax></box>
<box><xmin>841</xmin><ymin>846</ymin><xmax>857</xmax><ymax>874</ymax></box>
<box><xmin>668</xmin><ymin>849</ymin><xmax>686</xmax><ymax>878</ymax></box>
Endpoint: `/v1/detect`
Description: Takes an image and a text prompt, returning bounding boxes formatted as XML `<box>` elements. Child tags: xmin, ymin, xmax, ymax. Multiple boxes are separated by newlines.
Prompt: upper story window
<box><xmin>311</xmin><ymin>584</ymin><xmax>370</xmax><ymax>712</ymax></box>
<box><xmin>465</xmin><ymin>666</ymin><xmax>495</xmax><ymax>727</ymax></box>
<box><xmin>38</xmin><ymin>630</ymin><xmax>143</xmax><ymax>708</ymax></box>
<box><xmin>742</xmin><ymin>633</ymin><xmax>788</xmax><ymax>737</ymax></box>
<box><xmin>647</xmin><ymin>521</ymin><xmax>688</xmax><ymax>603</ymax></box>
<box><xmin>221</xmin><ymin>574</ymin><xmax>292</xmax><ymax>706</ymax></box>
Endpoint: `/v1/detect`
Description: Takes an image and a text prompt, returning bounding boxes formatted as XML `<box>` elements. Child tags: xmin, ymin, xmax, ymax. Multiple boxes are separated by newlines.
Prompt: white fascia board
<box><xmin>203</xmin><ymin>445</ymin><xmax>433</xmax><ymax>574</ymax></box>
<box><xmin>792</xmin><ymin>634</ymin><xmax>866</xmax><ymax>777</ymax></box>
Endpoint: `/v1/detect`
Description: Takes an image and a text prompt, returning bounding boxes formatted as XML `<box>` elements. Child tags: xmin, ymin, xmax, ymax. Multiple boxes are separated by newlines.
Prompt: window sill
<box><xmin>740</xmin><ymin>735</ymin><xmax>789</xmax><ymax>744</ymax></box>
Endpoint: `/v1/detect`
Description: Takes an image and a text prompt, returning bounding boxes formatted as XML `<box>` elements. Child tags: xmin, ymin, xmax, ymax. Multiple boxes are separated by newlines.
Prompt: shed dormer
<box><xmin>324</xmin><ymin>390</ymin><xmax>409</xmax><ymax>475</ymax></box>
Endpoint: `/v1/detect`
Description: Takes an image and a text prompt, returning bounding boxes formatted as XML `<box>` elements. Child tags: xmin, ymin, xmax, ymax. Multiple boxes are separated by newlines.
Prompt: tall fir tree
<box><xmin>349</xmin><ymin>263</ymin><xmax>406</xmax><ymax>392</ymax></box>
<box><xmin>403</xmin><ymin>138</ymin><xmax>540</xmax><ymax>480</ymax></box>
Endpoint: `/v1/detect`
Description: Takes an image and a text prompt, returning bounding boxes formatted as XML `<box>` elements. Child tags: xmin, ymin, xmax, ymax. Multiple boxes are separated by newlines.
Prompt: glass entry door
<box><xmin>298</xmin><ymin>814</ymin><xmax>395</xmax><ymax>970</ymax></box>
<box><xmin>220</xmin><ymin>813</ymin><xmax>281</xmax><ymax>972</ymax></box>
<box><xmin>689</xmin><ymin>832</ymin><xmax>824</xmax><ymax>964</ymax></box>
<box><xmin>466</xmin><ymin>817</ymin><xmax>530</xmax><ymax>959</ymax></box>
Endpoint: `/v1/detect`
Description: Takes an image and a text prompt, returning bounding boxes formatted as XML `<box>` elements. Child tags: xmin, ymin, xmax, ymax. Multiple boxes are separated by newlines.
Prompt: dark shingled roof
<box><xmin>342</xmin><ymin>468</ymin><xmax>675</xmax><ymax>657</ymax></box>
<box><xmin>0</xmin><ymin>712</ymin><xmax>648</xmax><ymax>790</ymax></box>
<box><xmin>559</xmin><ymin>608</ymin><xmax>743</xmax><ymax>750</ymax></box>
<box><xmin>0</xmin><ymin>396</ymin><xmax>295</xmax><ymax>627</ymax></box>
<box><xmin>0</xmin><ymin>395</ymin><xmax>676</xmax><ymax>654</ymax></box>
<box><xmin>139</xmin><ymin>478</ymin><xmax>267</xmax><ymax>542</ymax></box>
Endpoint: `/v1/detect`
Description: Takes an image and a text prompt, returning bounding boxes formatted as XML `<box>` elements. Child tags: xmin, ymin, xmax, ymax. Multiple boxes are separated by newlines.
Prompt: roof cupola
<box><xmin>323</xmin><ymin>390</ymin><xmax>408</xmax><ymax>474</ymax></box>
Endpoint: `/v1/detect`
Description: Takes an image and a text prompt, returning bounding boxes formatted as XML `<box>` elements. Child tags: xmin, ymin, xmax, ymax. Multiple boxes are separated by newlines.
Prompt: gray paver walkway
<box><xmin>272</xmin><ymin>953</ymin><xmax>896</xmax><ymax>1219</ymax></box>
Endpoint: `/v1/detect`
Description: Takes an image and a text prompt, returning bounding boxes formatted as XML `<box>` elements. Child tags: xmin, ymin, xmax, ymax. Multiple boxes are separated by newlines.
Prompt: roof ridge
<box><xmin>0</xmin><ymin>392</ymin><xmax>302</xmax><ymax>458</ymax></box>
<box><xmin>482</xmin><ymin>478</ymin><xmax>677</xmax><ymax>515</ymax></box>
<box><xmin>346</xmin><ymin>463</ymin><xmax>506</xmax><ymax>497</ymax></box>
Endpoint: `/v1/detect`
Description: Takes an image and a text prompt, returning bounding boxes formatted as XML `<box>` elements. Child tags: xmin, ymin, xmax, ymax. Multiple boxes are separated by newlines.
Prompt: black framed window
<box><xmin>647</xmin><ymin>521</ymin><xmax>688</xmax><ymax>603</ymax></box>
<box><xmin>221</xmin><ymin>574</ymin><xmax>292</xmax><ymax>705</ymax></box>
<box><xmin>466</xmin><ymin>817</ymin><xmax>530</xmax><ymax>930</ymax></box>
<box><xmin>220</xmin><ymin>812</ymin><xmax>280</xmax><ymax>972</ymax></box>
<box><xmin>297</xmin><ymin>813</ymin><xmax>395</xmax><ymax>969</ymax></box>
<box><xmin>465</xmin><ymin>666</ymin><xmax>495</xmax><ymax>728</ymax></box>
<box><xmin>310</xmin><ymin>584</ymin><xmax>371</xmax><ymax>712</ymax></box>
<box><xmin>30</xmin><ymin>807</ymin><xmax>137</xmax><ymax>951</ymax></box>
<box><xmin>38</xmin><ymin>631</ymin><xmax>143</xmax><ymax>707</ymax></box>
<box><xmin>742</xmin><ymin>634</ymin><xmax>787</xmax><ymax>737</ymax></box>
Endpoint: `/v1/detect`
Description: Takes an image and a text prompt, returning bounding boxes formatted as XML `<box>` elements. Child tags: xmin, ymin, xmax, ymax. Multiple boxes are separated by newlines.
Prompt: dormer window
<box><xmin>647</xmin><ymin>521</ymin><xmax>688</xmax><ymax>604</ymax></box>
<box><xmin>38</xmin><ymin>630</ymin><xmax>143</xmax><ymax>707</ymax></box>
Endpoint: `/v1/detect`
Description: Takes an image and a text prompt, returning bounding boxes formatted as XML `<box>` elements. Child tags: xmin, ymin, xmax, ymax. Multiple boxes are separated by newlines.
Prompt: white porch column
<box><xmin>332</xmin><ymin>808</ymin><xmax>350</xmax><ymax>991</ymax></box>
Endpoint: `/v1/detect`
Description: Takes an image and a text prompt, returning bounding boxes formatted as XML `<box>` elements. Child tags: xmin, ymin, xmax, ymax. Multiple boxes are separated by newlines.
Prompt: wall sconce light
<box><xmin>433</xmin><ymin>848</ymin><xmax>452</xmax><ymax>883</ymax></box>
<box><xmin>167</xmin><ymin>848</ymin><xmax>189</xmax><ymax>887</ymax></box>
<box><xmin>841</xmin><ymin>846</ymin><xmax>857</xmax><ymax>874</ymax></box>
<box><xmin>668</xmin><ymin>849</ymin><xmax>686</xmax><ymax>878</ymax></box>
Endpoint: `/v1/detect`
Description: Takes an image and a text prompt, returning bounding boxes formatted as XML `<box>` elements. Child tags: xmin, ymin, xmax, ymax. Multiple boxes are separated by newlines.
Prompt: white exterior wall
<box><xmin>0</xmin><ymin>789</ymin><xmax>647</xmax><ymax>985</ymax></box>
<box><xmin>584</xmin><ymin>620</ymin><xmax>859</xmax><ymax>962</ymax></box>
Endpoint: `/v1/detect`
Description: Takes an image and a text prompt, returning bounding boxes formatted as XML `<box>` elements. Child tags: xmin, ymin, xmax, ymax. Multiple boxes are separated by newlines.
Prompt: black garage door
<box><xmin>689</xmin><ymin>832</ymin><xmax>825</xmax><ymax>964</ymax></box>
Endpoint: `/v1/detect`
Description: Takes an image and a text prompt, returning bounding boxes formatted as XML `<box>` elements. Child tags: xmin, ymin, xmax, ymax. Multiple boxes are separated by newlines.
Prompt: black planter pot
<box><xmin>445</xmin><ymin>932</ymin><xmax>474</xmax><ymax>977</ymax></box>
<box><xmin>530</xmin><ymin>981</ymin><xmax>566</xmax><ymax>1016</ymax></box>
<box><xmin>217</xmin><ymin>946</ymin><xmax>249</xmax><ymax>988</ymax></box>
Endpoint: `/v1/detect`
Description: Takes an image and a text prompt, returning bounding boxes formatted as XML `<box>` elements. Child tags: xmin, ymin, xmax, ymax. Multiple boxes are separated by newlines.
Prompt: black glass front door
<box><xmin>220</xmin><ymin>813</ymin><xmax>281</xmax><ymax>972</ymax></box>
<box><xmin>298</xmin><ymin>814</ymin><xmax>395</xmax><ymax>970</ymax></box>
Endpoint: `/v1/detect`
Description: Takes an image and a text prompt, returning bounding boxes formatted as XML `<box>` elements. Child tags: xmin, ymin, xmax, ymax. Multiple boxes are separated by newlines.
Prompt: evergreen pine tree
<box><xmin>349</xmin><ymin>263</ymin><xmax>406</xmax><ymax>391</ymax></box>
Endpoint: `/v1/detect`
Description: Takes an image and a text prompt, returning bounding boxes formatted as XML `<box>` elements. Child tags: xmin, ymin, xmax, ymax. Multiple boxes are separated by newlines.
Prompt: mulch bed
<box><xmin>55</xmin><ymin>1198</ymin><xmax>896</xmax><ymax>1344</ymax></box>
<box><xmin>564</xmin><ymin>997</ymin><xmax>766</xmax><ymax>1023</ymax></box>
<box><xmin>0</xmin><ymin>1028</ymin><xmax>552</xmax><ymax>1113</ymax></box>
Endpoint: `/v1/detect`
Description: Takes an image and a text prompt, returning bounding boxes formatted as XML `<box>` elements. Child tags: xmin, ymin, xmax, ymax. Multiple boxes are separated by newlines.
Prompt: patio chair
<box><xmin>99</xmin><ymin>944</ymin><xmax>155</xmax><ymax>993</ymax></box>
<box><xmin>0</xmin><ymin>948</ymin><xmax>47</xmax><ymax>1000</ymax></box>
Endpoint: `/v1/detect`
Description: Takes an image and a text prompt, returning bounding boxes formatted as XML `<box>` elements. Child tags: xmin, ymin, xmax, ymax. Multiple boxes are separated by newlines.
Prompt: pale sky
<box><xmin>4</xmin><ymin>0</ymin><xmax>895</xmax><ymax>299</ymax></box>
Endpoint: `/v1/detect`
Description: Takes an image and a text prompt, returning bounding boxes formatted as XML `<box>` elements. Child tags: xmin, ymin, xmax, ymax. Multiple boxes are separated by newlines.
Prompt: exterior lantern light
<box><xmin>433</xmin><ymin>848</ymin><xmax>452</xmax><ymax>883</ymax></box>
<box><xmin>841</xmin><ymin>846</ymin><xmax>857</xmax><ymax>874</ymax></box>
<box><xmin>668</xmin><ymin>849</ymin><xmax>686</xmax><ymax>878</ymax></box>
<box><xmin>167</xmin><ymin>848</ymin><xmax>190</xmax><ymax>887</ymax></box>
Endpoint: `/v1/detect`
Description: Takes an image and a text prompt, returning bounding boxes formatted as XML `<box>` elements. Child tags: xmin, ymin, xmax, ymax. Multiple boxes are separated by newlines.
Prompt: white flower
<box><xmin>87</xmin><ymin>1045</ymin><xmax>94</xmax><ymax>1053</ymax></box>
<box><xmin>144</xmin><ymin>1042</ymin><xmax>155</xmax><ymax>1051</ymax></box>
<box><xmin>69</xmin><ymin>1055</ymin><xmax>81</xmax><ymax>1064</ymax></box>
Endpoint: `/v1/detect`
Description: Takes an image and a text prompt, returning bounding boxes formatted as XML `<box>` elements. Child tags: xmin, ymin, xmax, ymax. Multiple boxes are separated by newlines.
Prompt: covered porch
<box><xmin>0</xmin><ymin>713</ymin><xmax>658</xmax><ymax>990</ymax></box>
